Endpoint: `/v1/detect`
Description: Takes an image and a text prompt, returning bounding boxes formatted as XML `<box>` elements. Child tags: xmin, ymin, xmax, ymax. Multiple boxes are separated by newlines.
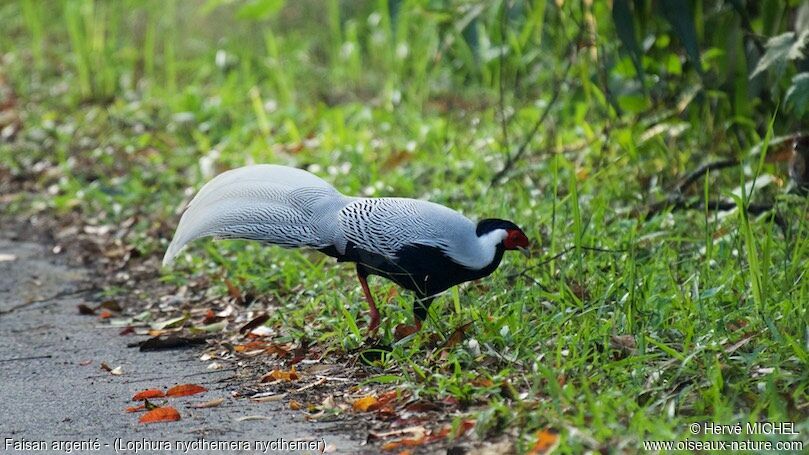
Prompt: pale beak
<box><xmin>517</xmin><ymin>246</ymin><xmax>531</xmax><ymax>258</ymax></box>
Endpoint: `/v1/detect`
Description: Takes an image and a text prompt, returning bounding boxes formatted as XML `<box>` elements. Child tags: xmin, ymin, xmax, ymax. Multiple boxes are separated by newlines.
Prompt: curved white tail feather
<box><xmin>162</xmin><ymin>165</ymin><xmax>346</xmax><ymax>266</ymax></box>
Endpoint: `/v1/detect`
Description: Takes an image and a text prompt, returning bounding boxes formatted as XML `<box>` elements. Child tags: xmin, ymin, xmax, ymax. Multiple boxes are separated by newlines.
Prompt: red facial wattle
<box><xmin>504</xmin><ymin>229</ymin><xmax>530</xmax><ymax>256</ymax></box>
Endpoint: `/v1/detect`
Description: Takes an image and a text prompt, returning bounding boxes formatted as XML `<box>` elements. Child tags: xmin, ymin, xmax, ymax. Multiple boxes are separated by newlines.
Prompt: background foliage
<box><xmin>1</xmin><ymin>0</ymin><xmax>807</xmax><ymax>452</ymax></box>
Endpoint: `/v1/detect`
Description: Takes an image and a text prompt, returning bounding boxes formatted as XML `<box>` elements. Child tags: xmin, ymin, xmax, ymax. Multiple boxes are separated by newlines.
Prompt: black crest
<box><xmin>475</xmin><ymin>218</ymin><xmax>520</xmax><ymax>236</ymax></box>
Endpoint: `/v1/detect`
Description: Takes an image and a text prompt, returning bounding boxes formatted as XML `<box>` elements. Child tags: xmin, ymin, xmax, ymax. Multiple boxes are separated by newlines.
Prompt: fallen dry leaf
<box><xmin>352</xmin><ymin>395</ymin><xmax>378</xmax><ymax>412</ymax></box>
<box><xmin>166</xmin><ymin>384</ymin><xmax>207</xmax><ymax>397</ymax></box>
<box><xmin>132</xmin><ymin>389</ymin><xmax>165</xmax><ymax>401</ymax></box>
<box><xmin>382</xmin><ymin>439</ymin><xmax>424</xmax><ymax>451</ymax></box>
<box><xmin>610</xmin><ymin>335</ymin><xmax>636</xmax><ymax>352</ymax></box>
<box><xmin>376</xmin><ymin>390</ymin><xmax>399</xmax><ymax>407</ymax></box>
<box><xmin>472</xmin><ymin>376</ymin><xmax>494</xmax><ymax>388</ymax></box>
<box><xmin>528</xmin><ymin>429</ymin><xmax>560</xmax><ymax>455</ymax></box>
<box><xmin>189</xmin><ymin>398</ymin><xmax>225</xmax><ymax>409</ymax></box>
<box><xmin>98</xmin><ymin>310</ymin><xmax>113</xmax><ymax>319</ymax></box>
<box><xmin>139</xmin><ymin>406</ymin><xmax>181</xmax><ymax>424</ymax></box>
<box><xmin>444</xmin><ymin>321</ymin><xmax>474</xmax><ymax>348</ymax></box>
<box><xmin>126</xmin><ymin>404</ymin><xmax>146</xmax><ymax>413</ymax></box>
<box><xmin>0</xmin><ymin>253</ymin><xmax>17</xmax><ymax>262</ymax></box>
<box><xmin>235</xmin><ymin>415</ymin><xmax>271</xmax><ymax>422</ymax></box>
<box><xmin>405</xmin><ymin>400</ymin><xmax>442</xmax><ymax>413</ymax></box>
<box><xmin>260</xmin><ymin>367</ymin><xmax>298</xmax><ymax>382</ymax></box>
<box><xmin>224</xmin><ymin>278</ymin><xmax>244</xmax><ymax>305</ymax></box>
<box><xmin>289</xmin><ymin>400</ymin><xmax>302</xmax><ymax>410</ymax></box>
<box><xmin>100</xmin><ymin>362</ymin><xmax>121</xmax><ymax>375</ymax></box>
<box><xmin>137</xmin><ymin>335</ymin><xmax>207</xmax><ymax>351</ymax></box>
<box><xmin>250</xmin><ymin>392</ymin><xmax>287</xmax><ymax>403</ymax></box>
<box><xmin>201</xmin><ymin>309</ymin><xmax>217</xmax><ymax>324</ymax></box>
<box><xmin>239</xmin><ymin>313</ymin><xmax>269</xmax><ymax>335</ymax></box>
<box><xmin>77</xmin><ymin>304</ymin><xmax>96</xmax><ymax>315</ymax></box>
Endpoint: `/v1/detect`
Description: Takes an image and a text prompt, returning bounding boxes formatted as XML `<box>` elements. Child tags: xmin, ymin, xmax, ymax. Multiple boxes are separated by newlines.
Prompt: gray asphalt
<box><xmin>0</xmin><ymin>234</ymin><xmax>362</xmax><ymax>454</ymax></box>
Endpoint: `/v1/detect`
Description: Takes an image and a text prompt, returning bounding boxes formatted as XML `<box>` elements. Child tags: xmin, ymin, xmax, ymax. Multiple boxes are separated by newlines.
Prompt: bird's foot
<box><xmin>394</xmin><ymin>323</ymin><xmax>421</xmax><ymax>340</ymax></box>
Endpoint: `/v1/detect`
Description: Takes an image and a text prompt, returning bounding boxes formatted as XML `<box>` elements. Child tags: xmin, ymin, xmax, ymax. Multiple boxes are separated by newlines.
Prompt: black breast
<box><xmin>324</xmin><ymin>242</ymin><xmax>506</xmax><ymax>299</ymax></box>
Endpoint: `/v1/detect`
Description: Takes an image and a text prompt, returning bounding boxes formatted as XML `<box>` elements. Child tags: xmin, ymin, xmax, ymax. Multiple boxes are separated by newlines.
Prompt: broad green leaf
<box><xmin>612</xmin><ymin>0</ymin><xmax>645</xmax><ymax>86</ymax></box>
<box><xmin>750</xmin><ymin>31</ymin><xmax>809</xmax><ymax>79</ymax></box>
<box><xmin>785</xmin><ymin>72</ymin><xmax>809</xmax><ymax>117</ymax></box>
<box><xmin>659</xmin><ymin>0</ymin><xmax>703</xmax><ymax>75</ymax></box>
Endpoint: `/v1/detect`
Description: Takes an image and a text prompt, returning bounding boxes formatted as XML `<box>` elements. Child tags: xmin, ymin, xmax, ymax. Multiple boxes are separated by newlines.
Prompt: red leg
<box><xmin>357</xmin><ymin>267</ymin><xmax>380</xmax><ymax>334</ymax></box>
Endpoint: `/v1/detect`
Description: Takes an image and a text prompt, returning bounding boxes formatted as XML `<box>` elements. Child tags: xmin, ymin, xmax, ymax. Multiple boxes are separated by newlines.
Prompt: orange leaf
<box><xmin>202</xmin><ymin>309</ymin><xmax>217</xmax><ymax>324</ymax></box>
<box><xmin>528</xmin><ymin>429</ymin><xmax>559</xmax><ymax>455</ymax></box>
<box><xmin>381</xmin><ymin>438</ymin><xmax>425</xmax><ymax>451</ymax></box>
<box><xmin>289</xmin><ymin>400</ymin><xmax>302</xmax><ymax>410</ymax></box>
<box><xmin>352</xmin><ymin>395</ymin><xmax>378</xmax><ymax>412</ymax></box>
<box><xmin>260</xmin><ymin>367</ymin><xmax>298</xmax><ymax>382</ymax></box>
<box><xmin>126</xmin><ymin>404</ymin><xmax>146</xmax><ymax>413</ymax></box>
<box><xmin>98</xmin><ymin>309</ymin><xmax>113</xmax><ymax>319</ymax></box>
<box><xmin>132</xmin><ymin>389</ymin><xmax>165</xmax><ymax>401</ymax></box>
<box><xmin>165</xmin><ymin>384</ymin><xmax>207</xmax><ymax>397</ymax></box>
<box><xmin>139</xmin><ymin>406</ymin><xmax>181</xmax><ymax>424</ymax></box>
<box><xmin>472</xmin><ymin>376</ymin><xmax>494</xmax><ymax>388</ymax></box>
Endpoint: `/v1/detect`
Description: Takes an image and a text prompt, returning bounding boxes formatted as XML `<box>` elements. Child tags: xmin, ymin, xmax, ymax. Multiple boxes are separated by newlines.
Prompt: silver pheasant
<box><xmin>163</xmin><ymin>165</ymin><xmax>530</xmax><ymax>335</ymax></box>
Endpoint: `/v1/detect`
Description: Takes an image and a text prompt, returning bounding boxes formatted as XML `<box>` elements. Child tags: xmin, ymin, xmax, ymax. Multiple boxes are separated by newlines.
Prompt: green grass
<box><xmin>1</xmin><ymin>0</ymin><xmax>807</xmax><ymax>452</ymax></box>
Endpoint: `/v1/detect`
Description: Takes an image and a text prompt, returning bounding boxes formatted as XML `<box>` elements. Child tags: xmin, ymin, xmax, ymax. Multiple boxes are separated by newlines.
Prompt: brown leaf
<box><xmin>77</xmin><ymin>304</ymin><xmax>96</xmax><ymax>315</ymax></box>
<box><xmin>224</xmin><ymin>278</ymin><xmax>243</xmax><ymax>305</ymax></box>
<box><xmin>352</xmin><ymin>395</ymin><xmax>378</xmax><ymax>412</ymax></box>
<box><xmin>376</xmin><ymin>390</ymin><xmax>399</xmax><ymax>407</ymax></box>
<box><xmin>119</xmin><ymin>326</ymin><xmax>135</xmax><ymax>336</ymax></box>
<box><xmin>444</xmin><ymin>321</ymin><xmax>474</xmax><ymax>348</ymax></box>
<box><xmin>289</xmin><ymin>400</ymin><xmax>302</xmax><ymax>410</ymax></box>
<box><xmin>139</xmin><ymin>406</ymin><xmax>181</xmax><ymax>424</ymax></box>
<box><xmin>610</xmin><ymin>335</ymin><xmax>636</xmax><ymax>352</ymax></box>
<box><xmin>136</xmin><ymin>335</ymin><xmax>208</xmax><ymax>351</ymax></box>
<box><xmin>98</xmin><ymin>300</ymin><xmax>122</xmax><ymax>312</ymax></box>
<box><xmin>382</xmin><ymin>150</ymin><xmax>413</xmax><ymax>171</ymax></box>
<box><xmin>100</xmin><ymin>362</ymin><xmax>122</xmax><ymax>375</ymax></box>
<box><xmin>394</xmin><ymin>324</ymin><xmax>420</xmax><ymax>340</ymax></box>
<box><xmin>528</xmin><ymin>429</ymin><xmax>559</xmax><ymax>455</ymax></box>
<box><xmin>132</xmin><ymin>389</ymin><xmax>165</xmax><ymax>401</ymax></box>
<box><xmin>166</xmin><ymin>384</ymin><xmax>207</xmax><ymax>397</ymax></box>
<box><xmin>405</xmin><ymin>400</ymin><xmax>442</xmax><ymax>413</ymax></box>
<box><xmin>239</xmin><ymin>314</ymin><xmax>269</xmax><ymax>335</ymax></box>
<box><xmin>189</xmin><ymin>398</ymin><xmax>225</xmax><ymax>409</ymax></box>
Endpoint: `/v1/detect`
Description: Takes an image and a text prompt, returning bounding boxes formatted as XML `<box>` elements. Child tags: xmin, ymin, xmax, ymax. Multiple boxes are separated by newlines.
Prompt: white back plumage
<box><xmin>163</xmin><ymin>165</ymin><xmax>500</xmax><ymax>270</ymax></box>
